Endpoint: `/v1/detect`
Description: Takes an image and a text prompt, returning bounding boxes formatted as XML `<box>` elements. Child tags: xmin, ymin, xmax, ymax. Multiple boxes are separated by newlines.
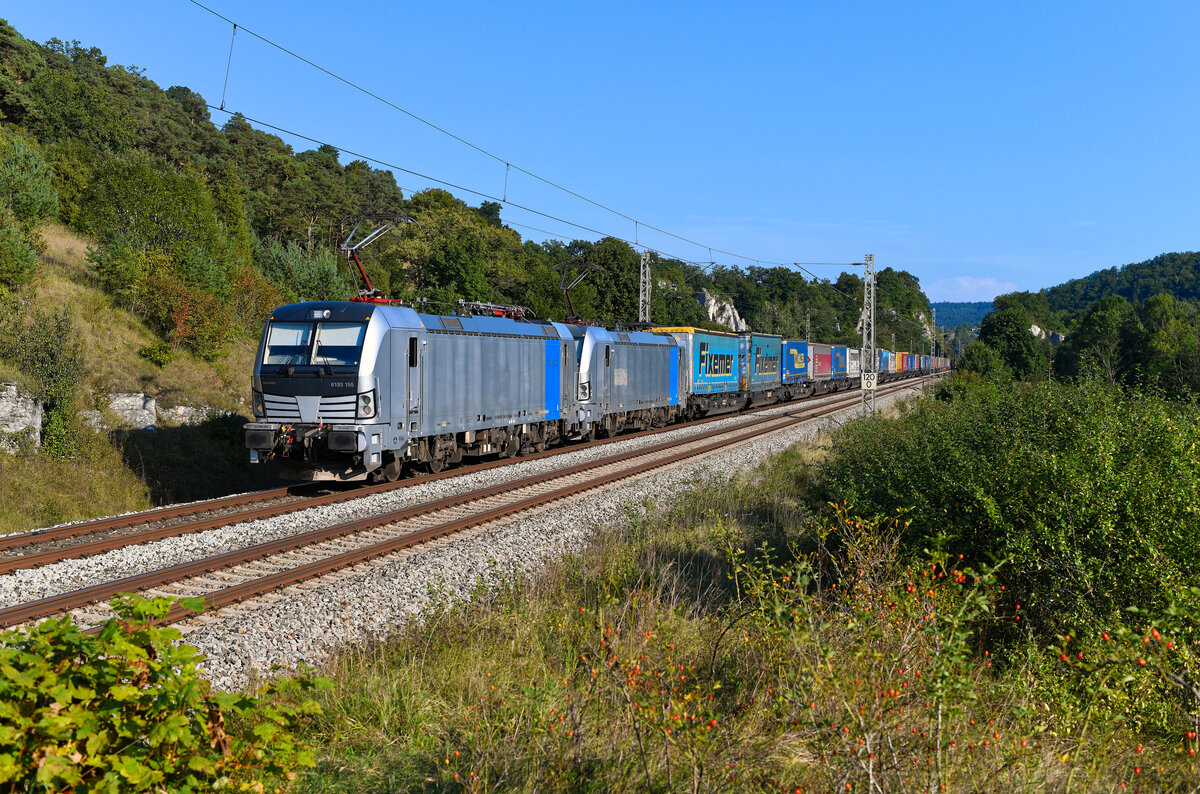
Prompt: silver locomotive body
<box><xmin>571</xmin><ymin>325</ymin><xmax>681</xmax><ymax>437</ymax></box>
<box><xmin>244</xmin><ymin>301</ymin><xmax>580</xmax><ymax>481</ymax></box>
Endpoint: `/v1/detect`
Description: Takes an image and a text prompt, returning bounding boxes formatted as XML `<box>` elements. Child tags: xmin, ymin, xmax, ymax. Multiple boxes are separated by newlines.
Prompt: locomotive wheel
<box><xmin>598</xmin><ymin>416</ymin><xmax>619</xmax><ymax>439</ymax></box>
<box><xmin>427</xmin><ymin>456</ymin><xmax>445</xmax><ymax>474</ymax></box>
<box><xmin>383</xmin><ymin>456</ymin><xmax>403</xmax><ymax>483</ymax></box>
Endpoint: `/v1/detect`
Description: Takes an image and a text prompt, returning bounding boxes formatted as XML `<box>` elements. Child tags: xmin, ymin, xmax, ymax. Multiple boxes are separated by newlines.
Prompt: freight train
<box><xmin>243</xmin><ymin>301</ymin><xmax>949</xmax><ymax>482</ymax></box>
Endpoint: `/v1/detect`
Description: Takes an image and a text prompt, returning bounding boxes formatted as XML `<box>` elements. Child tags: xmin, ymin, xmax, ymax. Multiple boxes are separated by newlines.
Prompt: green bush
<box><xmin>955</xmin><ymin>339</ymin><xmax>1011</xmax><ymax>383</ymax></box>
<box><xmin>0</xmin><ymin>298</ymin><xmax>82</xmax><ymax>456</ymax></box>
<box><xmin>86</xmin><ymin>234</ymin><xmax>146</xmax><ymax>308</ymax></box>
<box><xmin>252</xmin><ymin>237</ymin><xmax>351</xmax><ymax>304</ymax></box>
<box><xmin>1053</xmin><ymin>586</ymin><xmax>1200</xmax><ymax>735</ymax></box>
<box><xmin>137</xmin><ymin>340</ymin><xmax>174</xmax><ymax>367</ymax></box>
<box><xmin>814</xmin><ymin>378</ymin><xmax>1200</xmax><ymax>648</ymax></box>
<box><xmin>979</xmin><ymin>306</ymin><xmax>1047</xmax><ymax>379</ymax></box>
<box><xmin>0</xmin><ymin>129</ymin><xmax>59</xmax><ymax>291</ymax></box>
<box><xmin>74</xmin><ymin>151</ymin><xmax>223</xmax><ymax>263</ymax></box>
<box><xmin>141</xmin><ymin>271</ymin><xmax>235</xmax><ymax>361</ymax></box>
<box><xmin>0</xmin><ymin>595</ymin><xmax>325</xmax><ymax>791</ymax></box>
<box><xmin>45</xmin><ymin>140</ymin><xmax>94</xmax><ymax>226</ymax></box>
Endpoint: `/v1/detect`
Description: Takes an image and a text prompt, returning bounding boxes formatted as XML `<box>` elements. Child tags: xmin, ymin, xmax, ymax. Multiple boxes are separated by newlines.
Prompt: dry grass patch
<box><xmin>0</xmin><ymin>430</ymin><xmax>149</xmax><ymax>534</ymax></box>
<box><xmin>35</xmin><ymin>221</ymin><xmax>254</xmax><ymax>411</ymax></box>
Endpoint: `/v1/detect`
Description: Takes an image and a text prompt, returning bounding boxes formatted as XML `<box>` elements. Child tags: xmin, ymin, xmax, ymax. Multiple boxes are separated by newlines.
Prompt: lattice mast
<box><xmin>861</xmin><ymin>253</ymin><xmax>877</xmax><ymax>415</ymax></box>
<box><xmin>639</xmin><ymin>252</ymin><xmax>652</xmax><ymax>324</ymax></box>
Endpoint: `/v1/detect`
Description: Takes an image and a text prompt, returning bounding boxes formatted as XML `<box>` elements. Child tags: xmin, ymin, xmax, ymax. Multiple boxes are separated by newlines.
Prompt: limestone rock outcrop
<box><xmin>0</xmin><ymin>382</ymin><xmax>42</xmax><ymax>453</ymax></box>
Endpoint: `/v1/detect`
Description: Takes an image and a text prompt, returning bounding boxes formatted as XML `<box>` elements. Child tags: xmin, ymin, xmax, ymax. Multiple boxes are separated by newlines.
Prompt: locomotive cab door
<box><xmin>562</xmin><ymin>341</ymin><xmax>572</xmax><ymax>415</ymax></box>
<box><xmin>406</xmin><ymin>334</ymin><xmax>423</xmax><ymax>434</ymax></box>
<box><xmin>602</xmin><ymin>344</ymin><xmax>612</xmax><ymax>408</ymax></box>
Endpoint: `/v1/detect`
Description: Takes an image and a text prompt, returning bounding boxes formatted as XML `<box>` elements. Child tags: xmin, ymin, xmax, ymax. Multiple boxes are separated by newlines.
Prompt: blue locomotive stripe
<box><xmin>544</xmin><ymin>339</ymin><xmax>561</xmax><ymax>420</ymax></box>
<box><xmin>669</xmin><ymin>348</ymin><xmax>679</xmax><ymax>405</ymax></box>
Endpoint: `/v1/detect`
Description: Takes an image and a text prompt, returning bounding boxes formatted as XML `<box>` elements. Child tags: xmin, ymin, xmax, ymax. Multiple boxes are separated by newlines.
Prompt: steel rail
<box><xmin>0</xmin><ymin>378</ymin><xmax>911</xmax><ymax>570</ymax></box>
<box><xmin>157</xmin><ymin>379</ymin><xmax>933</xmax><ymax>626</ymax></box>
<box><xmin>0</xmin><ymin>485</ymin><xmax>301</xmax><ymax>553</ymax></box>
<box><xmin>0</xmin><ymin>378</ymin><xmax>932</xmax><ymax>630</ymax></box>
<box><xmin>0</xmin><ymin>411</ymin><xmax>795</xmax><ymax>574</ymax></box>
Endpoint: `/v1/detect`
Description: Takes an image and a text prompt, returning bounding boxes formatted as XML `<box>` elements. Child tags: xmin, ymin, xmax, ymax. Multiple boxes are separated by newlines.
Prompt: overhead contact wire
<box><xmin>208</xmin><ymin>105</ymin><xmax>840</xmax><ymax>281</ymax></box>
<box><xmin>186</xmin><ymin>0</ymin><xmax>857</xmax><ymax>273</ymax></box>
<box><xmin>209</xmin><ymin>104</ymin><xmax>856</xmax><ymax>301</ymax></box>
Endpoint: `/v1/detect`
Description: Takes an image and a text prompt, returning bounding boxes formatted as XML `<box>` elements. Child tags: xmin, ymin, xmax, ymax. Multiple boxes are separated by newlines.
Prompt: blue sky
<box><xmin>5</xmin><ymin>1</ymin><xmax>1197</xmax><ymax>302</ymax></box>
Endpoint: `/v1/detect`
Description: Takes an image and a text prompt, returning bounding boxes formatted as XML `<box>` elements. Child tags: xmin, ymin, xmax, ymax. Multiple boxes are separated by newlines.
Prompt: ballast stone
<box><xmin>0</xmin><ymin>382</ymin><xmax>42</xmax><ymax>453</ymax></box>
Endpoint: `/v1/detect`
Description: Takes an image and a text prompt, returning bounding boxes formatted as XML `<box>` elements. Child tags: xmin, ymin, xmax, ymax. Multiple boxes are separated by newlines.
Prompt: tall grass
<box><xmin>0</xmin><ymin>428</ymin><xmax>149</xmax><ymax>534</ymax></box>
<box><xmin>36</xmin><ymin>222</ymin><xmax>257</xmax><ymax>412</ymax></box>
<box><xmin>293</xmin><ymin>413</ymin><xmax>1198</xmax><ymax>791</ymax></box>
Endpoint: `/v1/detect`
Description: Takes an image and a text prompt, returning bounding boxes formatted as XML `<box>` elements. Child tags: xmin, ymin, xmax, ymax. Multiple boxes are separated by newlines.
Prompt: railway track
<box><xmin>0</xmin><ymin>378</ymin><xmax>928</xmax><ymax>574</ymax></box>
<box><xmin>0</xmin><ymin>377</ymin><xmax>934</xmax><ymax>632</ymax></box>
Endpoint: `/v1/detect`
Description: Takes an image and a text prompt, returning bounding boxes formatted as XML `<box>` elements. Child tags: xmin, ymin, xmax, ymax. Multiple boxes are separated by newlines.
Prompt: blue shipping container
<box><xmin>686</xmin><ymin>329</ymin><xmax>740</xmax><ymax>395</ymax></box>
<box><xmin>783</xmin><ymin>340</ymin><xmax>809</xmax><ymax>383</ymax></box>
<box><xmin>746</xmin><ymin>333</ymin><xmax>783</xmax><ymax>390</ymax></box>
<box><xmin>831</xmin><ymin>345</ymin><xmax>849</xmax><ymax>379</ymax></box>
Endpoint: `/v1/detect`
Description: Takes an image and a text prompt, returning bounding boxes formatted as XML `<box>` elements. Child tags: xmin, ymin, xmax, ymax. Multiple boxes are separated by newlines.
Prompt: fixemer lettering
<box><xmin>754</xmin><ymin>347</ymin><xmax>780</xmax><ymax>376</ymax></box>
<box><xmin>698</xmin><ymin>342</ymin><xmax>733</xmax><ymax>377</ymax></box>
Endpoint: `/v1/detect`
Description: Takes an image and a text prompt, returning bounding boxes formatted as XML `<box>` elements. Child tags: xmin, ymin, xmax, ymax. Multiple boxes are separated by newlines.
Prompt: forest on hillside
<box><xmin>1044</xmin><ymin>251</ymin><xmax>1200</xmax><ymax>313</ymax></box>
<box><xmin>929</xmin><ymin>300</ymin><xmax>992</xmax><ymax>327</ymax></box>
<box><xmin>955</xmin><ymin>288</ymin><xmax>1200</xmax><ymax>401</ymax></box>
<box><xmin>973</xmin><ymin>251</ymin><xmax>1200</xmax><ymax>346</ymax></box>
<box><xmin>0</xmin><ymin>19</ymin><xmax>937</xmax><ymax>363</ymax></box>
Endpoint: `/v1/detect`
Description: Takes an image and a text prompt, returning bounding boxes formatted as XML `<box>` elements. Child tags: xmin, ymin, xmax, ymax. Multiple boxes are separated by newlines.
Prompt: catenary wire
<box><xmin>186</xmin><ymin>0</ymin><xmax>859</xmax><ymax>276</ymax></box>
<box><xmin>208</xmin><ymin>104</ymin><xmax>858</xmax><ymax>301</ymax></box>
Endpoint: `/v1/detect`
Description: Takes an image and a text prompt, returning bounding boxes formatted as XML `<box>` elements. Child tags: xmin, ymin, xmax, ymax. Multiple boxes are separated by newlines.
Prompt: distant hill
<box><xmin>931</xmin><ymin>301</ymin><xmax>993</xmax><ymax>328</ymax></box>
<box><xmin>1044</xmin><ymin>252</ymin><xmax>1200</xmax><ymax>314</ymax></box>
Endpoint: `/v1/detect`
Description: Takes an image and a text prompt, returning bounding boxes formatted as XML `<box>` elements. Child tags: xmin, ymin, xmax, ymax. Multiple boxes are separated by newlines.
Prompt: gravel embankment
<box><xmin>0</xmin><ymin>390</ymin><xmax>860</xmax><ymax>608</ymax></box>
<box><xmin>176</xmin><ymin>383</ymin><xmax>928</xmax><ymax>690</ymax></box>
<box><xmin>0</xmin><ymin>383</ymin><xmax>930</xmax><ymax>689</ymax></box>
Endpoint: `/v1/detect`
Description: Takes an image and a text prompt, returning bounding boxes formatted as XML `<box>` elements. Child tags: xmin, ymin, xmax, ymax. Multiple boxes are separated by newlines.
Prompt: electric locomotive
<box><xmin>244</xmin><ymin>301</ymin><xmax>583</xmax><ymax>481</ymax></box>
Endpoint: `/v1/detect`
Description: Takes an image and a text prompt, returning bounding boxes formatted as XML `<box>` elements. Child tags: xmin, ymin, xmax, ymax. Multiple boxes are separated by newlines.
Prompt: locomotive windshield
<box><xmin>263</xmin><ymin>321</ymin><xmax>367</xmax><ymax>367</ymax></box>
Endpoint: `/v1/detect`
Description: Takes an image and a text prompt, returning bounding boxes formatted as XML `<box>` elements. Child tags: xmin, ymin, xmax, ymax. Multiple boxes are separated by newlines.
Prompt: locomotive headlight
<box><xmin>356</xmin><ymin>390</ymin><xmax>377</xmax><ymax>419</ymax></box>
<box><xmin>251</xmin><ymin>389</ymin><xmax>264</xmax><ymax>418</ymax></box>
